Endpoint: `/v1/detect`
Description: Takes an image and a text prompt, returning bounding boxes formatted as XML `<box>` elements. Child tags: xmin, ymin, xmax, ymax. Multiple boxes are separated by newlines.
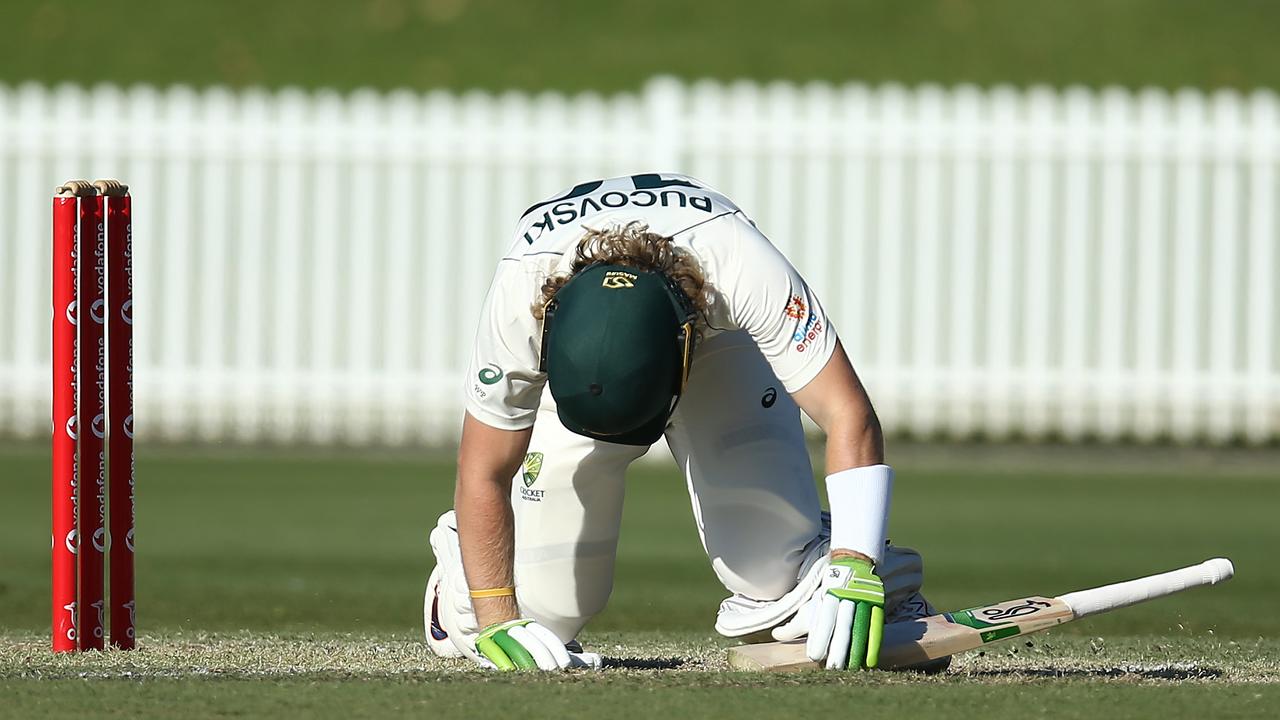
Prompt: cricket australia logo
<box><xmin>519</xmin><ymin>452</ymin><xmax>546</xmax><ymax>503</ymax></box>
<box><xmin>522</xmin><ymin>452</ymin><xmax>543</xmax><ymax>487</ymax></box>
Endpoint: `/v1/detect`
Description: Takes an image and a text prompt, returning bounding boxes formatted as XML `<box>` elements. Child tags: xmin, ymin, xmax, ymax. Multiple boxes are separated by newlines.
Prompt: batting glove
<box><xmin>806</xmin><ymin>556</ymin><xmax>886</xmax><ymax>669</ymax></box>
<box><xmin>474</xmin><ymin>618</ymin><xmax>572</xmax><ymax>671</ymax></box>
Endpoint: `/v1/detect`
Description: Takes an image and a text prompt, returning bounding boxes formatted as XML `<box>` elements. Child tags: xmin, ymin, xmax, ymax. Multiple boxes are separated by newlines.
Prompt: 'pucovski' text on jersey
<box><xmin>464</xmin><ymin>173</ymin><xmax>838</xmax><ymax>433</ymax></box>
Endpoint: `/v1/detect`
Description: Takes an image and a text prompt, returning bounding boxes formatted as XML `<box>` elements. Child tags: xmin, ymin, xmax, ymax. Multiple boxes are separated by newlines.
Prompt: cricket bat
<box><xmin>727</xmin><ymin>557</ymin><xmax>1234</xmax><ymax>671</ymax></box>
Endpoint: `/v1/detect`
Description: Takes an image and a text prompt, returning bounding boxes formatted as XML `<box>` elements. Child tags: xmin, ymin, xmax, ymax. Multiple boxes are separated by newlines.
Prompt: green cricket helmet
<box><xmin>538</xmin><ymin>263</ymin><xmax>697</xmax><ymax>446</ymax></box>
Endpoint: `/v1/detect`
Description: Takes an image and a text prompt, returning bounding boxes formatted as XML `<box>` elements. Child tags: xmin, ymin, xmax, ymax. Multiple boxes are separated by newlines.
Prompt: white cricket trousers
<box><xmin>512</xmin><ymin>330</ymin><xmax>823</xmax><ymax>642</ymax></box>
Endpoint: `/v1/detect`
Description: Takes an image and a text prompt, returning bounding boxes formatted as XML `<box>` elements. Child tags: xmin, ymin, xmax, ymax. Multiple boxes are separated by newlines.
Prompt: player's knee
<box><xmin>516</xmin><ymin>555</ymin><xmax>616</xmax><ymax>641</ymax></box>
<box><xmin>711</xmin><ymin>554</ymin><xmax>801</xmax><ymax>601</ymax></box>
<box><xmin>519</xmin><ymin>587</ymin><xmax>611</xmax><ymax>642</ymax></box>
<box><xmin>703</xmin><ymin>516</ymin><xmax>819</xmax><ymax>601</ymax></box>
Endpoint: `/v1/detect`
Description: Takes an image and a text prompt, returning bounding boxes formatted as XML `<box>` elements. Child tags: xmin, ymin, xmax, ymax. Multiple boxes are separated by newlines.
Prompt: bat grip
<box><xmin>1058</xmin><ymin>558</ymin><xmax>1234</xmax><ymax>619</ymax></box>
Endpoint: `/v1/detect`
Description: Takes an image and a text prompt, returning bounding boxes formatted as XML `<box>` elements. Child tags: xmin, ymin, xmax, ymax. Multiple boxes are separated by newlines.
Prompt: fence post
<box><xmin>1246</xmin><ymin>91</ymin><xmax>1278</xmax><ymax>444</ymax></box>
<box><xmin>644</xmin><ymin>76</ymin><xmax>684</xmax><ymax>172</ymax></box>
<box><xmin>1133</xmin><ymin>89</ymin><xmax>1171</xmax><ymax>440</ymax></box>
<box><xmin>1170</xmin><ymin>89</ymin><xmax>1208</xmax><ymax>442</ymax></box>
<box><xmin>1207</xmin><ymin>91</ymin><xmax>1246</xmax><ymax>443</ymax></box>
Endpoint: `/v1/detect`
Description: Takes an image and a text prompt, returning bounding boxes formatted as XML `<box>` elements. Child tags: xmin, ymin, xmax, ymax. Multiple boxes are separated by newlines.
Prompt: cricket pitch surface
<box><xmin>3</xmin><ymin>633</ymin><xmax>1279</xmax><ymax>718</ymax></box>
<box><xmin>3</xmin><ymin>442</ymin><xmax>1279</xmax><ymax>717</ymax></box>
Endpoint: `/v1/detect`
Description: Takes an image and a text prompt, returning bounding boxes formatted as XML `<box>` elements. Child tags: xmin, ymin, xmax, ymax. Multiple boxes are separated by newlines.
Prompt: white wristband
<box><xmin>825</xmin><ymin>464</ymin><xmax>893</xmax><ymax>563</ymax></box>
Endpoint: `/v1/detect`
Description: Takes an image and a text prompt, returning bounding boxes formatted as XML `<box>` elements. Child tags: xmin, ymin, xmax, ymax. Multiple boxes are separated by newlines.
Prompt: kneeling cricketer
<box><xmin>426</xmin><ymin>173</ymin><xmax>942</xmax><ymax>672</ymax></box>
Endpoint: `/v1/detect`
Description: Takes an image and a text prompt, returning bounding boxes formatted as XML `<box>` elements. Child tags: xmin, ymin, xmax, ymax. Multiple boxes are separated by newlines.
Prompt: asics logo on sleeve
<box><xmin>478</xmin><ymin>365</ymin><xmax>503</xmax><ymax>384</ymax></box>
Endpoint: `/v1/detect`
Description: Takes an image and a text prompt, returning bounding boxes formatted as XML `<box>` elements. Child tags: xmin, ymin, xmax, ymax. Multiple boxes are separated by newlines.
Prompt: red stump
<box><xmin>106</xmin><ymin>192</ymin><xmax>135</xmax><ymax>650</ymax></box>
<box><xmin>51</xmin><ymin>194</ymin><xmax>79</xmax><ymax>653</ymax></box>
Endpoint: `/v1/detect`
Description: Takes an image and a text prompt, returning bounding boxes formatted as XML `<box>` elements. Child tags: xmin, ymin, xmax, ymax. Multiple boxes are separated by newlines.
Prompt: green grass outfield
<box><xmin>2</xmin><ymin>1</ymin><xmax>1278</xmax><ymax>92</ymax></box>
<box><xmin>2</xmin><ymin>441</ymin><xmax>1278</xmax><ymax>717</ymax></box>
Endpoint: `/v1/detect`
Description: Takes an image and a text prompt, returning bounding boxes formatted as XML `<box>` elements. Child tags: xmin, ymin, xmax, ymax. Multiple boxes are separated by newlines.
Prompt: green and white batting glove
<box><xmin>474</xmin><ymin>618</ymin><xmax>572</xmax><ymax>671</ymax></box>
<box><xmin>806</xmin><ymin>556</ymin><xmax>886</xmax><ymax>670</ymax></box>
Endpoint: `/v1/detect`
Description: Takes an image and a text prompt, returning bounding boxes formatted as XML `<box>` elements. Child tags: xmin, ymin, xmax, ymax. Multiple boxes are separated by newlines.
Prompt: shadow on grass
<box><xmin>966</xmin><ymin>666</ymin><xmax>1222</xmax><ymax>681</ymax></box>
<box><xmin>602</xmin><ymin>657</ymin><xmax>686</xmax><ymax>670</ymax></box>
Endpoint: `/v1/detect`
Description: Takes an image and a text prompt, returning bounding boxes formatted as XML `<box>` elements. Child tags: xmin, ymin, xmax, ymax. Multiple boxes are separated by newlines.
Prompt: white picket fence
<box><xmin>1</xmin><ymin>78</ymin><xmax>1277</xmax><ymax>445</ymax></box>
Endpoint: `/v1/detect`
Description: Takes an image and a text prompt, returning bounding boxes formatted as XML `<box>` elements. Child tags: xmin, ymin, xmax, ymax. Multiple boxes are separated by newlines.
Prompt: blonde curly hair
<box><xmin>533</xmin><ymin>222</ymin><xmax>711</xmax><ymax>324</ymax></box>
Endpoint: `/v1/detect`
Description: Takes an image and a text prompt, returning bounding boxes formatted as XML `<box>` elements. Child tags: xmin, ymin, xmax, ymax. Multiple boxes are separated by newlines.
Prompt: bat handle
<box><xmin>1058</xmin><ymin>558</ymin><xmax>1234</xmax><ymax>619</ymax></box>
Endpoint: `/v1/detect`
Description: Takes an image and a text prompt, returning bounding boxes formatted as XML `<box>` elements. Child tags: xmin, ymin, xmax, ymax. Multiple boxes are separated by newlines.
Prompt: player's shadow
<box><xmin>601</xmin><ymin>656</ymin><xmax>686</xmax><ymax>670</ymax></box>
<box><xmin>966</xmin><ymin>666</ymin><xmax>1222</xmax><ymax>680</ymax></box>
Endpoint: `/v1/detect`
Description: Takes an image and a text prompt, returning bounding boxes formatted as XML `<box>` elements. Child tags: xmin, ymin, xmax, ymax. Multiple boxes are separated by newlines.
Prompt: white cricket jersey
<box><xmin>465</xmin><ymin>172</ymin><xmax>839</xmax><ymax>432</ymax></box>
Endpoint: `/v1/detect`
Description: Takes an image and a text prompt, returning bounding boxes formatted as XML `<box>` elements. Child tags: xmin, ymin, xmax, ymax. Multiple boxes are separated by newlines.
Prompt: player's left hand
<box><xmin>474</xmin><ymin>618</ymin><xmax>572</xmax><ymax>671</ymax></box>
<box><xmin>805</xmin><ymin>554</ymin><xmax>885</xmax><ymax>669</ymax></box>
